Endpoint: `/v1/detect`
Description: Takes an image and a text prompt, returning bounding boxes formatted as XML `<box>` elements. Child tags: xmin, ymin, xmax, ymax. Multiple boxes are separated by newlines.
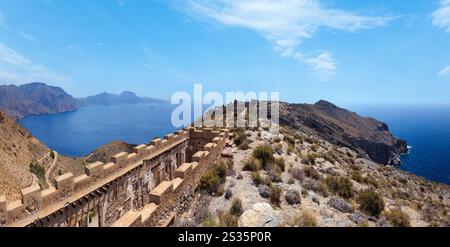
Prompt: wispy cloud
<box><xmin>438</xmin><ymin>65</ymin><xmax>450</xmax><ymax>77</ymax></box>
<box><xmin>18</xmin><ymin>32</ymin><xmax>38</xmax><ymax>43</ymax></box>
<box><xmin>0</xmin><ymin>42</ymin><xmax>72</xmax><ymax>87</ymax></box>
<box><xmin>173</xmin><ymin>0</ymin><xmax>394</xmax><ymax>80</ymax></box>
<box><xmin>432</xmin><ymin>0</ymin><xmax>450</xmax><ymax>32</ymax></box>
<box><xmin>117</xmin><ymin>0</ymin><xmax>126</xmax><ymax>6</ymax></box>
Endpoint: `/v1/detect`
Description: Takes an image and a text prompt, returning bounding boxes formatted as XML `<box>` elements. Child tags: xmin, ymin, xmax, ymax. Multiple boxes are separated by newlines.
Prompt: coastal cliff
<box><xmin>279</xmin><ymin>100</ymin><xmax>408</xmax><ymax>165</ymax></box>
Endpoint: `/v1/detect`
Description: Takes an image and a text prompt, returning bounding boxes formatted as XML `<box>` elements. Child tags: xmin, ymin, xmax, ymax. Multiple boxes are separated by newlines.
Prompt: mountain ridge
<box><xmin>0</xmin><ymin>82</ymin><xmax>167</xmax><ymax>119</ymax></box>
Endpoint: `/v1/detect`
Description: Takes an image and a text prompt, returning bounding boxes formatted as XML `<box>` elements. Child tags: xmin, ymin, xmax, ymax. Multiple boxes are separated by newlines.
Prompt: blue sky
<box><xmin>0</xmin><ymin>0</ymin><xmax>450</xmax><ymax>105</ymax></box>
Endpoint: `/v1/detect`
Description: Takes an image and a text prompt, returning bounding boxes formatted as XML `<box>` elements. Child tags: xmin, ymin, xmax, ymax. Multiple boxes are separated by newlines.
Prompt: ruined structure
<box><xmin>0</xmin><ymin>127</ymin><xmax>231</xmax><ymax>227</ymax></box>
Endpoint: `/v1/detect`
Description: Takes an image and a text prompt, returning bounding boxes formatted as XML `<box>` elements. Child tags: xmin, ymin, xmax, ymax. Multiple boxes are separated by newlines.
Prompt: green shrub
<box><xmin>252</xmin><ymin>145</ymin><xmax>275</xmax><ymax>169</ymax></box>
<box><xmin>304</xmin><ymin>166</ymin><xmax>320</xmax><ymax>180</ymax></box>
<box><xmin>201</xmin><ymin>216</ymin><xmax>216</xmax><ymax>227</ymax></box>
<box><xmin>243</xmin><ymin>158</ymin><xmax>262</xmax><ymax>172</ymax></box>
<box><xmin>357</xmin><ymin>189</ymin><xmax>385</xmax><ymax>216</ymax></box>
<box><xmin>269</xmin><ymin>185</ymin><xmax>282</xmax><ymax>206</ymax></box>
<box><xmin>200</xmin><ymin>163</ymin><xmax>227</xmax><ymax>194</ymax></box>
<box><xmin>251</xmin><ymin>172</ymin><xmax>264</xmax><ymax>186</ymax></box>
<box><xmin>325</xmin><ymin>176</ymin><xmax>354</xmax><ymax>199</ymax></box>
<box><xmin>29</xmin><ymin>162</ymin><xmax>47</xmax><ymax>189</ymax></box>
<box><xmin>230</xmin><ymin>198</ymin><xmax>243</xmax><ymax>216</ymax></box>
<box><xmin>302</xmin><ymin>153</ymin><xmax>318</xmax><ymax>165</ymax></box>
<box><xmin>217</xmin><ymin>211</ymin><xmax>239</xmax><ymax>227</ymax></box>
<box><xmin>275</xmin><ymin>158</ymin><xmax>286</xmax><ymax>172</ymax></box>
<box><xmin>200</xmin><ymin>171</ymin><xmax>221</xmax><ymax>194</ymax></box>
<box><xmin>234</xmin><ymin>130</ymin><xmax>247</xmax><ymax>146</ymax></box>
<box><xmin>386</xmin><ymin>209</ymin><xmax>411</xmax><ymax>227</ymax></box>
<box><xmin>293</xmin><ymin>210</ymin><xmax>317</xmax><ymax>227</ymax></box>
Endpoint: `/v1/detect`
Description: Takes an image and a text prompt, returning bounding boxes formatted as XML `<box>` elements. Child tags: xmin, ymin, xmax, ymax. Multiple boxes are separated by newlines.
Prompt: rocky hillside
<box><xmin>81</xmin><ymin>91</ymin><xmax>167</xmax><ymax>106</ymax></box>
<box><xmin>279</xmin><ymin>100</ymin><xmax>408</xmax><ymax>165</ymax></box>
<box><xmin>0</xmin><ymin>82</ymin><xmax>80</xmax><ymax>119</ymax></box>
<box><xmin>176</xmin><ymin>126</ymin><xmax>449</xmax><ymax>227</ymax></box>
<box><xmin>0</xmin><ymin>110</ymin><xmax>49</xmax><ymax>199</ymax></box>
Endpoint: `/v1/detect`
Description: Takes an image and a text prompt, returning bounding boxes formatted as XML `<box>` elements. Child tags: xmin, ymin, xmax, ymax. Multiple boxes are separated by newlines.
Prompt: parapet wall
<box><xmin>1</xmin><ymin>129</ymin><xmax>190</xmax><ymax>226</ymax></box>
<box><xmin>111</xmin><ymin>127</ymin><xmax>229</xmax><ymax>227</ymax></box>
<box><xmin>0</xmin><ymin>127</ymin><xmax>230</xmax><ymax>227</ymax></box>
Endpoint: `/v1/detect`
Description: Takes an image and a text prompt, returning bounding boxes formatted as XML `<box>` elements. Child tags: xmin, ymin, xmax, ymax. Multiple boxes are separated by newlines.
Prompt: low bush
<box><xmin>275</xmin><ymin>158</ymin><xmax>286</xmax><ymax>172</ymax></box>
<box><xmin>200</xmin><ymin>163</ymin><xmax>227</xmax><ymax>194</ymax></box>
<box><xmin>385</xmin><ymin>209</ymin><xmax>411</xmax><ymax>227</ymax></box>
<box><xmin>269</xmin><ymin>185</ymin><xmax>282</xmax><ymax>206</ymax></box>
<box><xmin>253</xmin><ymin>145</ymin><xmax>275</xmax><ymax>170</ymax></box>
<box><xmin>325</xmin><ymin>176</ymin><xmax>354</xmax><ymax>199</ymax></box>
<box><xmin>293</xmin><ymin>210</ymin><xmax>317</xmax><ymax>227</ymax></box>
<box><xmin>357</xmin><ymin>189</ymin><xmax>385</xmax><ymax>216</ymax></box>
<box><xmin>303</xmin><ymin>166</ymin><xmax>321</xmax><ymax>180</ymax></box>
<box><xmin>243</xmin><ymin>158</ymin><xmax>262</xmax><ymax>172</ymax></box>
<box><xmin>230</xmin><ymin>198</ymin><xmax>244</xmax><ymax>216</ymax></box>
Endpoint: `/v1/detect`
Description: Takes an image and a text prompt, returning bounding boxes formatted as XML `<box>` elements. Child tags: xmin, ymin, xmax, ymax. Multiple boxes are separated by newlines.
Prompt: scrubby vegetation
<box><xmin>325</xmin><ymin>176</ymin><xmax>354</xmax><ymax>199</ymax></box>
<box><xmin>200</xmin><ymin>163</ymin><xmax>227</xmax><ymax>195</ymax></box>
<box><xmin>357</xmin><ymin>189</ymin><xmax>385</xmax><ymax>216</ymax></box>
<box><xmin>385</xmin><ymin>209</ymin><xmax>411</xmax><ymax>227</ymax></box>
<box><xmin>29</xmin><ymin>162</ymin><xmax>48</xmax><ymax>189</ymax></box>
<box><xmin>293</xmin><ymin>210</ymin><xmax>318</xmax><ymax>227</ymax></box>
<box><xmin>252</xmin><ymin>145</ymin><xmax>275</xmax><ymax>170</ymax></box>
<box><xmin>230</xmin><ymin>198</ymin><xmax>244</xmax><ymax>216</ymax></box>
<box><xmin>269</xmin><ymin>185</ymin><xmax>282</xmax><ymax>206</ymax></box>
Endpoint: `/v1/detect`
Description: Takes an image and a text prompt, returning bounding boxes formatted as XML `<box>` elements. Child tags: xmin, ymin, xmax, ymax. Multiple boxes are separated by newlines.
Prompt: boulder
<box><xmin>259</xmin><ymin>185</ymin><xmax>270</xmax><ymax>198</ymax></box>
<box><xmin>327</xmin><ymin>197</ymin><xmax>354</xmax><ymax>213</ymax></box>
<box><xmin>239</xmin><ymin>203</ymin><xmax>282</xmax><ymax>227</ymax></box>
<box><xmin>348</xmin><ymin>213</ymin><xmax>367</xmax><ymax>225</ymax></box>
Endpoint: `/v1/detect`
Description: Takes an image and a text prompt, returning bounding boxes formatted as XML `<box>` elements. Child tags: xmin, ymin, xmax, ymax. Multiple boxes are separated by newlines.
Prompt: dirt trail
<box><xmin>45</xmin><ymin>151</ymin><xmax>58</xmax><ymax>185</ymax></box>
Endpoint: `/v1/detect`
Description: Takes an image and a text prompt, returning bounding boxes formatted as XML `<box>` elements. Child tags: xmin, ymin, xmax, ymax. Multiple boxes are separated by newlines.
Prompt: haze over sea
<box><xmin>20</xmin><ymin>104</ymin><xmax>450</xmax><ymax>185</ymax></box>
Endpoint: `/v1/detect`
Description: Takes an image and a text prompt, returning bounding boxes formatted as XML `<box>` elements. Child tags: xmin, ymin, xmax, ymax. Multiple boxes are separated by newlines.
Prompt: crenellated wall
<box><xmin>0</xmin><ymin>127</ymin><xmax>231</xmax><ymax>227</ymax></box>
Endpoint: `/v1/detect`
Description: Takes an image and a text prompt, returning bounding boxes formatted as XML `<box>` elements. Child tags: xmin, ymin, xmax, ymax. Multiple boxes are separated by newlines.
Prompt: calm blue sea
<box><xmin>20</xmin><ymin>104</ymin><xmax>179</xmax><ymax>157</ymax></box>
<box><xmin>349</xmin><ymin>105</ymin><xmax>450</xmax><ymax>185</ymax></box>
<box><xmin>20</xmin><ymin>104</ymin><xmax>450</xmax><ymax>185</ymax></box>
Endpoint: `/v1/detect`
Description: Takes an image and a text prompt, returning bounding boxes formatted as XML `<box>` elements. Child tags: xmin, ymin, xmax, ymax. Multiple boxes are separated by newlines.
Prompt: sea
<box><xmin>19</xmin><ymin>104</ymin><xmax>450</xmax><ymax>185</ymax></box>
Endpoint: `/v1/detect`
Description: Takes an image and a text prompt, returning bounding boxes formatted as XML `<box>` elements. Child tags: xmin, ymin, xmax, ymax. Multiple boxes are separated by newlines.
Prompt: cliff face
<box><xmin>279</xmin><ymin>100</ymin><xmax>408</xmax><ymax>165</ymax></box>
<box><xmin>0</xmin><ymin>82</ymin><xmax>80</xmax><ymax>119</ymax></box>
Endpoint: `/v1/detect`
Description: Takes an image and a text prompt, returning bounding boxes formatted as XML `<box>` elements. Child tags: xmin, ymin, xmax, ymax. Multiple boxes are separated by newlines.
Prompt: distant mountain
<box><xmin>81</xmin><ymin>91</ymin><xmax>167</xmax><ymax>105</ymax></box>
<box><xmin>0</xmin><ymin>82</ymin><xmax>80</xmax><ymax>119</ymax></box>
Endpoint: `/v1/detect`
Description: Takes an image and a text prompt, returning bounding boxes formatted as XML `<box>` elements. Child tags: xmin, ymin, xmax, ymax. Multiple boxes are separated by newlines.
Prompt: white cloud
<box><xmin>438</xmin><ymin>65</ymin><xmax>450</xmax><ymax>77</ymax></box>
<box><xmin>0</xmin><ymin>42</ymin><xmax>72</xmax><ymax>87</ymax></box>
<box><xmin>117</xmin><ymin>0</ymin><xmax>126</xmax><ymax>6</ymax></box>
<box><xmin>432</xmin><ymin>0</ymin><xmax>450</xmax><ymax>32</ymax></box>
<box><xmin>18</xmin><ymin>32</ymin><xmax>38</xmax><ymax>43</ymax></box>
<box><xmin>174</xmin><ymin>0</ymin><xmax>394</xmax><ymax>80</ymax></box>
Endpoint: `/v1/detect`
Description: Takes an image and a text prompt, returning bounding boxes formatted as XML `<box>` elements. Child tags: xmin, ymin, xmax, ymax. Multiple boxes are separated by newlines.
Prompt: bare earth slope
<box><xmin>0</xmin><ymin>110</ymin><xmax>49</xmax><ymax>199</ymax></box>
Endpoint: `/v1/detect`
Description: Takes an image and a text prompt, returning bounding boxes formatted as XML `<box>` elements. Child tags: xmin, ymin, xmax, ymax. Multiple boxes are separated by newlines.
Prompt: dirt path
<box><xmin>45</xmin><ymin>151</ymin><xmax>58</xmax><ymax>185</ymax></box>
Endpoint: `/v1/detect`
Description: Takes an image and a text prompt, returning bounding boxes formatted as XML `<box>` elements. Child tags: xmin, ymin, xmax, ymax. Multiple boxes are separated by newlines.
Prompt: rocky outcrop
<box><xmin>279</xmin><ymin>100</ymin><xmax>408</xmax><ymax>165</ymax></box>
<box><xmin>239</xmin><ymin>203</ymin><xmax>282</xmax><ymax>227</ymax></box>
